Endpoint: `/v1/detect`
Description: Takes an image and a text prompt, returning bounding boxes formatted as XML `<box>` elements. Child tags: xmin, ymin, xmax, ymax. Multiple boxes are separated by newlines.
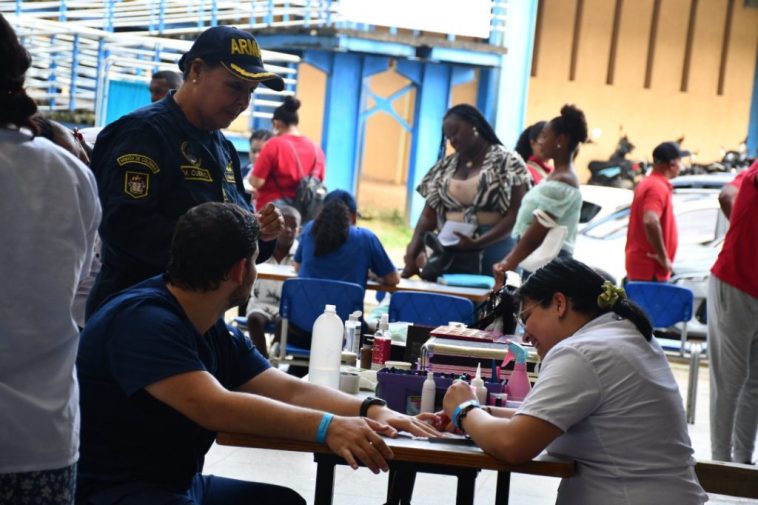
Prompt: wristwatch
<box><xmin>359</xmin><ymin>396</ymin><xmax>387</xmax><ymax>417</ymax></box>
<box><xmin>453</xmin><ymin>400</ymin><xmax>481</xmax><ymax>431</ymax></box>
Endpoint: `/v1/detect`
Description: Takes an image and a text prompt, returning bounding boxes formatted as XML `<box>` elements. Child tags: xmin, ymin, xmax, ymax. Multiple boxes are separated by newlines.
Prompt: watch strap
<box><xmin>360</xmin><ymin>396</ymin><xmax>387</xmax><ymax>417</ymax></box>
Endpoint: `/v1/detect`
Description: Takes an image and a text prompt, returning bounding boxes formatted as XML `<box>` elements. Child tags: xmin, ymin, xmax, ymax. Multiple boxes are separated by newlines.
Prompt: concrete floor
<box><xmin>204</xmin><ymin>358</ymin><xmax>758</xmax><ymax>504</ymax></box>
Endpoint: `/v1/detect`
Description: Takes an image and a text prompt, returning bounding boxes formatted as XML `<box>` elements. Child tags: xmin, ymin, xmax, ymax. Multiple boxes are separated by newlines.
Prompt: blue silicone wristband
<box><xmin>452</xmin><ymin>400</ymin><xmax>480</xmax><ymax>431</ymax></box>
<box><xmin>316</xmin><ymin>413</ymin><xmax>334</xmax><ymax>444</ymax></box>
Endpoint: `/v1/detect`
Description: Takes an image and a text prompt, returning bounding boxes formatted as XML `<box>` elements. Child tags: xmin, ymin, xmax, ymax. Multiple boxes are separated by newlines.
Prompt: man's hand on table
<box><xmin>325</xmin><ymin>416</ymin><xmax>395</xmax><ymax>473</ymax></box>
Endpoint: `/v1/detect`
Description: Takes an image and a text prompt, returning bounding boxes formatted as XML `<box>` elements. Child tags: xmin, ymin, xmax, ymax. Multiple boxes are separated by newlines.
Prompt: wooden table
<box><xmin>256</xmin><ymin>263</ymin><xmax>491</xmax><ymax>303</ymax></box>
<box><xmin>217</xmin><ymin>432</ymin><xmax>574</xmax><ymax>505</ymax></box>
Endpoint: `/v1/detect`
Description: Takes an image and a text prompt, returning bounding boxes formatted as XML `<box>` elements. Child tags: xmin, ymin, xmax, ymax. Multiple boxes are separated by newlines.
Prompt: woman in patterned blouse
<box><xmin>402</xmin><ymin>104</ymin><xmax>530</xmax><ymax>279</ymax></box>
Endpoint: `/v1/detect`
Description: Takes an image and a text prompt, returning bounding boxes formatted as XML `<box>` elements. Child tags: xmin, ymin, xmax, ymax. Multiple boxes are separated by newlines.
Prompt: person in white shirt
<box><xmin>439</xmin><ymin>257</ymin><xmax>707</xmax><ymax>505</ymax></box>
<box><xmin>246</xmin><ymin>205</ymin><xmax>300</xmax><ymax>358</ymax></box>
<box><xmin>0</xmin><ymin>14</ymin><xmax>101</xmax><ymax>504</ymax></box>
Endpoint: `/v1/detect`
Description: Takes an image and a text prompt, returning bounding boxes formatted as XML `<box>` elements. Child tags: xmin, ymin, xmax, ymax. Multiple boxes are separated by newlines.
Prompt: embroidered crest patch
<box><xmin>124</xmin><ymin>171</ymin><xmax>149</xmax><ymax>199</ymax></box>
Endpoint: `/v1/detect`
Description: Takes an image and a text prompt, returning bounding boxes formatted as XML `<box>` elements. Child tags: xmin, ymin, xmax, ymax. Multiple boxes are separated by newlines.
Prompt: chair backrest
<box><xmin>388</xmin><ymin>291</ymin><xmax>475</xmax><ymax>326</ymax></box>
<box><xmin>625</xmin><ymin>282</ymin><xmax>694</xmax><ymax>328</ymax></box>
<box><xmin>280</xmin><ymin>278</ymin><xmax>364</xmax><ymax>334</ymax></box>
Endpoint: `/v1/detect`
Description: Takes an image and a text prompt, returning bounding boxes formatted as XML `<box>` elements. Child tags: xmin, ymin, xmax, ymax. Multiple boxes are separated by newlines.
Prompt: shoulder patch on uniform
<box><xmin>117</xmin><ymin>153</ymin><xmax>160</xmax><ymax>174</ymax></box>
<box><xmin>124</xmin><ymin>171</ymin><xmax>149</xmax><ymax>199</ymax></box>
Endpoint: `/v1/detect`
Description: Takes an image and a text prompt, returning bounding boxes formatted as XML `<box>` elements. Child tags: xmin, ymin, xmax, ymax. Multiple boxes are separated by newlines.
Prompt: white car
<box><xmin>573</xmin><ymin>188</ymin><xmax>728</xmax><ymax>338</ymax></box>
<box><xmin>578</xmin><ymin>185</ymin><xmax>634</xmax><ymax>230</ymax></box>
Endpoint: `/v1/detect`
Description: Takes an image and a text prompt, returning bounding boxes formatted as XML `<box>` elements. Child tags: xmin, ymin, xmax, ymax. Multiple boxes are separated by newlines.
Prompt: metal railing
<box><xmin>1</xmin><ymin>1</ymin><xmax>508</xmax><ymax>44</ymax></box>
<box><xmin>5</xmin><ymin>14</ymin><xmax>298</xmax><ymax>123</ymax></box>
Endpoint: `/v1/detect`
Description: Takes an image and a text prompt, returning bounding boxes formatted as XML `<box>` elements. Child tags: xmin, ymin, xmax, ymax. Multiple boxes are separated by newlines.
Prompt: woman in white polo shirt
<box><xmin>440</xmin><ymin>257</ymin><xmax>707</xmax><ymax>504</ymax></box>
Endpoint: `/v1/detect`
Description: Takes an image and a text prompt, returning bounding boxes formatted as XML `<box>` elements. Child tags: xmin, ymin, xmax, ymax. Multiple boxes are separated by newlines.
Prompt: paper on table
<box><xmin>437</xmin><ymin>221</ymin><xmax>477</xmax><ymax>247</ymax></box>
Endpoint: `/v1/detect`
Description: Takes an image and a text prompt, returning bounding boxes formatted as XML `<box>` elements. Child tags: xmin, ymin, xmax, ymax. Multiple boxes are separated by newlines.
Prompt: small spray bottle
<box><xmin>501</xmin><ymin>341</ymin><xmax>531</xmax><ymax>401</ymax></box>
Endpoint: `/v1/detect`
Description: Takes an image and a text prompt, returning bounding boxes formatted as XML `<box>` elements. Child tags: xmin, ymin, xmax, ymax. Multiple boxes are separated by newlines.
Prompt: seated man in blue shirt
<box><xmin>76</xmin><ymin>202</ymin><xmax>437</xmax><ymax>505</ymax></box>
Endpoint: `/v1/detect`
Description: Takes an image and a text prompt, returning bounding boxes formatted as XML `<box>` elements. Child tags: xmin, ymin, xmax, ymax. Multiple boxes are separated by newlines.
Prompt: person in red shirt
<box><xmin>248</xmin><ymin>96</ymin><xmax>326</xmax><ymax>216</ymax></box>
<box><xmin>707</xmin><ymin>159</ymin><xmax>758</xmax><ymax>464</ymax></box>
<box><xmin>515</xmin><ymin>121</ymin><xmax>553</xmax><ymax>184</ymax></box>
<box><xmin>624</xmin><ymin>142</ymin><xmax>687</xmax><ymax>281</ymax></box>
<box><xmin>718</xmin><ymin>169</ymin><xmax>748</xmax><ymax>218</ymax></box>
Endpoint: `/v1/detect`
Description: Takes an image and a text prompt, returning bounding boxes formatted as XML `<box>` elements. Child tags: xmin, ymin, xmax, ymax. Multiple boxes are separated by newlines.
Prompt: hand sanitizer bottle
<box><xmin>309</xmin><ymin>304</ymin><xmax>343</xmax><ymax>389</ymax></box>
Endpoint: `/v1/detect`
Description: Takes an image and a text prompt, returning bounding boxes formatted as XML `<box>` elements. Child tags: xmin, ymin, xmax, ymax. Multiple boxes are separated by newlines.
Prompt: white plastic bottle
<box><xmin>419</xmin><ymin>371</ymin><xmax>436</xmax><ymax>413</ymax></box>
<box><xmin>309</xmin><ymin>304</ymin><xmax>344</xmax><ymax>390</ymax></box>
<box><xmin>470</xmin><ymin>363</ymin><xmax>488</xmax><ymax>405</ymax></box>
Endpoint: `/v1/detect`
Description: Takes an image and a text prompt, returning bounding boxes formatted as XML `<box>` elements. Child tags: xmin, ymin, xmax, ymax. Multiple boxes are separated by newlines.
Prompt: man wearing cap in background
<box><xmin>624</xmin><ymin>141</ymin><xmax>687</xmax><ymax>282</ymax></box>
<box><xmin>149</xmin><ymin>70</ymin><xmax>184</xmax><ymax>103</ymax></box>
<box><xmin>86</xmin><ymin>25</ymin><xmax>287</xmax><ymax>318</ymax></box>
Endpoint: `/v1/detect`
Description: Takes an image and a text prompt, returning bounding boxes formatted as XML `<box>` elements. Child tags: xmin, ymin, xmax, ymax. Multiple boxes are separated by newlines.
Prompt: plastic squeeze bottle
<box><xmin>470</xmin><ymin>363</ymin><xmax>488</xmax><ymax>404</ymax></box>
<box><xmin>343</xmin><ymin>310</ymin><xmax>362</xmax><ymax>355</ymax></box>
<box><xmin>309</xmin><ymin>304</ymin><xmax>343</xmax><ymax>390</ymax></box>
<box><xmin>501</xmin><ymin>341</ymin><xmax>531</xmax><ymax>401</ymax></box>
<box><xmin>419</xmin><ymin>371</ymin><xmax>436</xmax><ymax>413</ymax></box>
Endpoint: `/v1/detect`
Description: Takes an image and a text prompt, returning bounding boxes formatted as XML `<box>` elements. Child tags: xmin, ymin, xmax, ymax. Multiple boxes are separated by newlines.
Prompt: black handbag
<box><xmin>273</xmin><ymin>140</ymin><xmax>326</xmax><ymax>222</ymax></box>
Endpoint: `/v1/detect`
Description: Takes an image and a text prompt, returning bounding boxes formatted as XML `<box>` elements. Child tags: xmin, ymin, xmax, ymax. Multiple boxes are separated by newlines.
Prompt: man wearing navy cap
<box><xmin>624</xmin><ymin>141</ymin><xmax>688</xmax><ymax>282</ymax></box>
<box><xmin>86</xmin><ymin>26</ymin><xmax>287</xmax><ymax>318</ymax></box>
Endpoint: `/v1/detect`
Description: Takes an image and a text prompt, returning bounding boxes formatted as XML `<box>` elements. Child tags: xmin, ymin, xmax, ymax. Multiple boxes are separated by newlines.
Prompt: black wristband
<box><xmin>359</xmin><ymin>396</ymin><xmax>387</xmax><ymax>417</ymax></box>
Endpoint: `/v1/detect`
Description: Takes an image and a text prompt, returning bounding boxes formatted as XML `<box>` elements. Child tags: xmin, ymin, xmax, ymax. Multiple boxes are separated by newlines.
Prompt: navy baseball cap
<box><xmin>653</xmin><ymin>142</ymin><xmax>690</xmax><ymax>163</ymax></box>
<box><xmin>178</xmin><ymin>26</ymin><xmax>284</xmax><ymax>91</ymax></box>
<box><xmin>324</xmin><ymin>189</ymin><xmax>360</xmax><ymax>216</ymax></box>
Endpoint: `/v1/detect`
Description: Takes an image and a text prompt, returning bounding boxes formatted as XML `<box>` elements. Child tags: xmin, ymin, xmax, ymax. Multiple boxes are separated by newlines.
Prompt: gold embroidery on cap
<box><xmin>117</xmin><ymin>154</ymin><xmax>160</xmax><ymax>174</ymax></box>
<box><xmin>228</xmin><ymin>62</ymin><xmax>274</xmax><ymax>80</ymax></box>
<box><xmin>230</xmin><ymin>38</ymin><xmax>261</xmax><ymax>58</ymax></box>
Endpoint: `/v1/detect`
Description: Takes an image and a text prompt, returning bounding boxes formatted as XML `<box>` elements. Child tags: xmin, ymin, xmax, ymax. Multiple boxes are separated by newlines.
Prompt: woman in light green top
<box><xmin>493</xmin><ymin>105</ymin><xmax>588</xmax><ymax>288</ymax></box>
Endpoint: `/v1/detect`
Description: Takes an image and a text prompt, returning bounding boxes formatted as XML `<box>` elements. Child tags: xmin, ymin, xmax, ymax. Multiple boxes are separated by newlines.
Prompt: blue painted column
<box><xmin>747</xmin><ymin>50</ymin><xmax>758</xmax><ymax>158</ymax></box>
<box><xmin>493</xmin><ymin>0</ymin><xmax>539</xmax><ymax>148</ymax></box>
<box><xmin>318</xmin><ymin>52</ymin><xmax>364</xmax><ymax>193</ymax></box>
<box><xmin>401</xmin><ymin>61</ymin><xmax>452</xmax><ymax>226</ymax></box>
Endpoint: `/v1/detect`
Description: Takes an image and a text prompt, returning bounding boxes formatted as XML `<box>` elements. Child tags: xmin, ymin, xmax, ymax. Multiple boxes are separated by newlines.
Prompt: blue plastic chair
<box><xmin>272</xmin><ymin>278</ymin><xmax>364</xmax><ymax>367</ymax></box>
<box><xmin>388</xmin><ymin>291</ymin><xmax>475</xmax><ymax>326</ymax></box>
<box><xmin>625</xmin><ymin>281</ymin><xmax>698</xmax><ymax>423</ymax></box>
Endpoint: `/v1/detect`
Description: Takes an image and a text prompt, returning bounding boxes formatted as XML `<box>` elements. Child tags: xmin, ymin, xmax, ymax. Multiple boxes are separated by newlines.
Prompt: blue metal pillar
<box><xmin>493</xmin><ymin>0</ymin><xmax>539</xmax><ymax>148</ymax></box>
<box><xmin>399</xmin><ymin>61</ymin><xmax>453</xmax><ymax>226</ymax></box>
<box><xmin>747</xmin><ymin>50</ymin><xmax>758</xmax><ymax>158</ymax></box>
<box><xmin>312</xmin><ymin>51</ymin><xmax>364</xmax><ymax>193</ymax></box>
<box><xmin>477</xmin><ymin>67</ymin><xmax>499</xmax><ymax>127</ymax></box>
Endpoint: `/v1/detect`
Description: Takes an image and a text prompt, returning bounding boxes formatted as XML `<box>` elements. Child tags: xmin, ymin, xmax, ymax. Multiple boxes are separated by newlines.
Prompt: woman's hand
<box><xmin>442</xmin><ymin>380</ymin><xmax>478</xmax><ymax>419</ymax></box>
<box><xmin>450</xmin><ymin>233</ymin><xmax>479</xmax><ymax>251</ymax></box>
<box><xmin>401</xmin><ymin>254</ymin><xmax>421</xmax><ymax>278</ymax></box>
<box><xmin>492</xmin><ymin>261</ymin><xmax>508</xmax><ymax>290</ymax></box>
<box><xmin>421</xmin><ymin>410</ymin><xmax>458</xmax><ymax>433</ymax></box>
<box><xmin>256</xmin><ymin>203</ymin><xmax>284</xmax><ymax>242</ymax></box>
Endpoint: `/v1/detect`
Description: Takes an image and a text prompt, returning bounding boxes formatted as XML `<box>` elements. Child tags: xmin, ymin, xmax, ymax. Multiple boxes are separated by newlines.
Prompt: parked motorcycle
<box><xmin>682</xmin><ymin>142</ymin><xmax>755</xmax><ymax>175</ymax></box>
<box><xmin>587</xmin><ymin>135</ymin><xmax>645</xmax><ymax>189</ymax></box>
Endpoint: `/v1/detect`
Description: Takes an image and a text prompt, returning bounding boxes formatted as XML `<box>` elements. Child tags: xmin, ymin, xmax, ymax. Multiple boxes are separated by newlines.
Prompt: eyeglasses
<box><xmin>514</xmin><ymin>301</ymin><xmax>541</xmax><ymax>328</ymax></box>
